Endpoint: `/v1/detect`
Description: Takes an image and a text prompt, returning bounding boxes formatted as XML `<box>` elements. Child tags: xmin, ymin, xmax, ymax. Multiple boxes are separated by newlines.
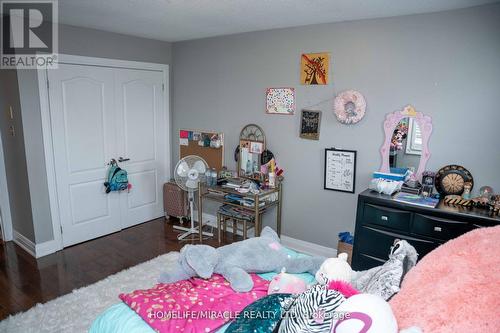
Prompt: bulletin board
<box><xmin>179</xmin><ymin>129</ymin><xmax>224</xmax><ymax>171</ymax></box>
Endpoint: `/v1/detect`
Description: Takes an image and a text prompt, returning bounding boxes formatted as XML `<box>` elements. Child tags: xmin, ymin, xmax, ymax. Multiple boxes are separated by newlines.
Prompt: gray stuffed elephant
<box><xmin>159</xmin><ymin>226</ymin><xmax>324</xmax><ymax>292</ymax></box>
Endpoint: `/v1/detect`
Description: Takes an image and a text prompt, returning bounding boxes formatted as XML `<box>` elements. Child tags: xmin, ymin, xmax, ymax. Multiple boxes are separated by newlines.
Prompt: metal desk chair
<box><xmin>217</xmin><ymin>205</ymin><xmax>256</xmax><ymax>243</ymax></box>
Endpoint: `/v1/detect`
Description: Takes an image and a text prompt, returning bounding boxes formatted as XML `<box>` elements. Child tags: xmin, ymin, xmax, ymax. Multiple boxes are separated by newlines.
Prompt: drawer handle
<box><xmin>434</xmin><ymin>226</ymin><xmax>442</xmax><ymax>232</ymax></box>
<box><xmin>381</xmin><ymin>215</ymin><xmax>389</xmax><ymax>221</ymax></box>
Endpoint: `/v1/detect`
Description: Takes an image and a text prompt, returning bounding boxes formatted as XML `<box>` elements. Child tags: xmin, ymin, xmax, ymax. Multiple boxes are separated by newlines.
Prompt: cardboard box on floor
<box><xmin>337</xmin><ymin>241</ymin><xmax>353</xmax><ymax>265</ymax></box>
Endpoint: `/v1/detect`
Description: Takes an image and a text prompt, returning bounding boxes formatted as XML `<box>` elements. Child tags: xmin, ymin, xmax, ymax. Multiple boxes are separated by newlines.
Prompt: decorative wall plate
<box><xmin>435</xmin><ymin>165</ymin><xmax>474</xmax><ymax>195</ymax></box>
<box><xmin>240</xmin><ymin>124</ymin><xmax>265</xmax><ymax>142</ymax></box>
<box><xmin>333</xmin><ymin>90</ymin><xmax>366</xmax><ymax>124</ymax></box>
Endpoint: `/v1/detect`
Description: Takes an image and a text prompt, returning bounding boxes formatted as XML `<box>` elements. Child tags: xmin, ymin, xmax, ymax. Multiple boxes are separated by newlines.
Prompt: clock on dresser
<box><xmin>351</xmin><ymin>190</ymin><xmax>500</xmax><ymax>271</ymax></box>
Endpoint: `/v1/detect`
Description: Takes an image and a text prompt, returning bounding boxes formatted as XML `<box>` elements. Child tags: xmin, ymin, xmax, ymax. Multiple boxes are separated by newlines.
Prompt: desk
<box><xmin>197</xmin><ymin>181</ymin><xmax>283</xmax><ymax>241</ymax></box>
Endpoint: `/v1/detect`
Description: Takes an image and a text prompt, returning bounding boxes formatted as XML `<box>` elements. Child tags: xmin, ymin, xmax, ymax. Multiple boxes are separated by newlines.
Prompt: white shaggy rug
<box><xmin>0</xmin><ymin>251</ymin><xmax>179</xmax><ymax>333</ymax></box>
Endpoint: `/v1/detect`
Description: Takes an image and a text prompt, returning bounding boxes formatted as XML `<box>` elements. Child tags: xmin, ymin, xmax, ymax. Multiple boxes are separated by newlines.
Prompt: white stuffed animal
<box><xmin>330</xmin><ymin>293</ymin><xmax>422</xmax><ymax>333</ymax></box>
<box><xmin>315</xmin><ymin>252</ymin><xmax>353</xmax><ymax>284</ymax></box>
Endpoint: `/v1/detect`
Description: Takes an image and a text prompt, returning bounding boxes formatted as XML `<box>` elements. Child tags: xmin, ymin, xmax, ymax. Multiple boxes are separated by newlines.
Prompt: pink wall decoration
<box><xmin>333</xmin><ymin>90</ymin><xmax>366</xmax><ymax>124</ymax></box>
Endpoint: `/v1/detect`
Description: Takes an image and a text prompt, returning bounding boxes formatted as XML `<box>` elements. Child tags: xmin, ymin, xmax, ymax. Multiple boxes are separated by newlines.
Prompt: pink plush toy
<box><xmin>328</xmin><ymin>280</ymin><xmax>359</xmax><ymax>298</ymax></box>
<box><xmin>268</xmin><ymin>268</ymin><xmax>307</xmax><ymax>295</ymax></box>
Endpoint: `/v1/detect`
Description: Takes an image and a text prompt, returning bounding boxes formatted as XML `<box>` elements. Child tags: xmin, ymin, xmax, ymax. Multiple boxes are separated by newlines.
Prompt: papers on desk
<box><xmin>224</xmin><ymin>194</ymin><xmax>266</xmax><ymax>207</ymax></box>
<box><xmin>221</xmin><ymin>178</ymin><xmax>246</xmax><ymax>189</ymax></box>
<box><xmin>222</xmin><ymin>184</ymin><xmax>240</xmax><ymax>189</ymax></box>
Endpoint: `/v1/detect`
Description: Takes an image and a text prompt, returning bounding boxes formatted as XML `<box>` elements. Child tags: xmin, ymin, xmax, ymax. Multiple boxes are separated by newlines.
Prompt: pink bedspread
<box><xmin>120</xmin><ymin>274</ymin><xmax>269</xmax><ymax>333</ymax></box>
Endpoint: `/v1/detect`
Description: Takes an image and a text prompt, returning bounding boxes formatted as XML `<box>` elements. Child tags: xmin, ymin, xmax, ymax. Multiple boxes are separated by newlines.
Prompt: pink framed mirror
<box><xmin>379</xmin><ymin>105</ymin><xmax>433</xmax><ymax>181</ymax></box>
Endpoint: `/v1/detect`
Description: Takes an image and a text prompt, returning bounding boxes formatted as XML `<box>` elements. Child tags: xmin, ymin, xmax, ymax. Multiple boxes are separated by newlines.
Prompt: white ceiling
<box><xmin>58</xmin><ymin>0</ymin><xmax>498</xmax><ymax>42</ymax></box>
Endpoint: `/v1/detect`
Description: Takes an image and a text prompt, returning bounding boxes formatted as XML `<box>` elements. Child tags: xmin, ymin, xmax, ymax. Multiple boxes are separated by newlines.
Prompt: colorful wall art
<box><xmin>266</xmin><ymin>87</ymin><xmax>295</xmax><ymax>115</ymax></box>
<box><xmin>300</xmin><ymin>52</ymin><xmax>330</xmax><ymax>85</ymax></box>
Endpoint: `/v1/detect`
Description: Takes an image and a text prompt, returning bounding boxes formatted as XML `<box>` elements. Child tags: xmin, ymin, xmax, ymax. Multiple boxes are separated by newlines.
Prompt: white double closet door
<box><xmin>47</xmin><ymin>63</ymin><xmax>167</xmax><ymax>247</ymax></box>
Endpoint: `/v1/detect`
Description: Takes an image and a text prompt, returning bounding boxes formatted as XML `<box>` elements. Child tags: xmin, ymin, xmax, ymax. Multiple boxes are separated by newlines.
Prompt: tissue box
<box><xmin>373</xmin><ymin>171</ymin><xmax>406</xmax><ymax>181</ymax></box>
<box><xmin>337</xmin><ymin>241</ymin><xmax>353</xmax><ymax>265</ymax></box>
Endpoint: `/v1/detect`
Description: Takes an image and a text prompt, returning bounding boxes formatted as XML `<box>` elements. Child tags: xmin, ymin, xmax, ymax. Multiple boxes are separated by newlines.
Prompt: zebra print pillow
<box><xmin>278</xmin><ymin>284</ymin><xmax>346</xmax><ymax>333</ymax></box>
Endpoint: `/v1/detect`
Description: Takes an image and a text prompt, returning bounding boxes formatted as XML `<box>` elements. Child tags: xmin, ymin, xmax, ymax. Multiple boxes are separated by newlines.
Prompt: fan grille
<box><xmin>174</xmin><ymin>155</ymin><xmax>208</xmax><ymax>192</ymax></box>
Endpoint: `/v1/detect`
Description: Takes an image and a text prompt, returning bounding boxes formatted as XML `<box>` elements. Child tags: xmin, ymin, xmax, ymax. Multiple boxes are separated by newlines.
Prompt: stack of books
<box><xmin>400</xmin><ymin>184</ymin><xmax>422</xmax><ymax>195</ymax></box>
<box><xmin>393</xmin><ymin>192</ymin><xmax>439</xmax><ymax>208</ymax></box>
<box><xmin>224</xmin><ymin>194</ymin><xmax>265</xmax><ymax>207</ymax></box>
<box><xmin>221</xmin><ymin>178</ymin><xmax>245</xmax><ymax>189</ymax></box>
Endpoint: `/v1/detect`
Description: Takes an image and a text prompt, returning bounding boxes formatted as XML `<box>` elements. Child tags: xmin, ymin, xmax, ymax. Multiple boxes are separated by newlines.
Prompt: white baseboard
<box><xmin>281</xmin><ymin>235</ymin><xmax>337</xmax><ymax>258</ymax></box>
<box><xmin>193</xmin><ymin>211</ymin><xmax>336</xmax><ymax>256</ymax></box>
<box><xmin>13</xmin><ymin>230</ymin><xmax>36</xmax><ymax>257</ymax></box>
<box><xmin>35</xmin><ymin>239</ymin><xmax>59</xmax><ymax>258</ymax></box>
<box><xmin>193</xmin><ymin>210</ymin><xmax>255</xmax><ymax>237</ymax></box>
<box><xmin>13</xmin><ymin>230</ymin><xmax>59</xmax><ymax>258</ymax></box>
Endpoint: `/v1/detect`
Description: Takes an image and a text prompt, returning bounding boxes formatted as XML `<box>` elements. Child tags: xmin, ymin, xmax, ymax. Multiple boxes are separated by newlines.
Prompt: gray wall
<box><xmin>15</xmin><ymin>24</ymin><xmax>172</xmax><ymax>243</ymax></box>
<box><xmin>0</xmin><ymin>70</ymin><xmax>35</xmax><ymax>241</ymax></box>
<box><xmin>172</xmin><ymin>4</ymin><xmax>500</xmax><ymax>248</ymax></box>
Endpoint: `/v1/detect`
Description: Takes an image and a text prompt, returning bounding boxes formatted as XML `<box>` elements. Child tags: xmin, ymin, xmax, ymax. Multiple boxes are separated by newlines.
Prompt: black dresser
<box><xmin>352</xmin><ymin>189</ymin><xmax>500</xmax><ymax>271</ymax></box>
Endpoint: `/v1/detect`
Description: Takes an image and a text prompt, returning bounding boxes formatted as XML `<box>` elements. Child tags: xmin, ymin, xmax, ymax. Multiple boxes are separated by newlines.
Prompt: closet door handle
<box><xmin>118</xmin><ymin>157</ymin><xmax>130</xmax><ymax>162</ymax></box>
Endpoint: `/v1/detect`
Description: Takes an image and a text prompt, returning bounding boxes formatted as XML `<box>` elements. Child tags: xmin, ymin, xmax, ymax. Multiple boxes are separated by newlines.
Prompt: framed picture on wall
<box><xmin>266</xmin><ymin>87</ymin><xmax>295</xmax><ymax>115</ymax></box>
<box><xmin>299</xmin><ymin>110</ymin><xmax>322</xmax><ymax>140</ymax></box>
<box><xmin>324</xmin><ymin>148</ymin><xmax>357</xmax><ymax>193</ymax></box>
<box><xmin>300</xmin><ymin>52</ymin><xmax>330</xmax><ymax>85</ymax></box>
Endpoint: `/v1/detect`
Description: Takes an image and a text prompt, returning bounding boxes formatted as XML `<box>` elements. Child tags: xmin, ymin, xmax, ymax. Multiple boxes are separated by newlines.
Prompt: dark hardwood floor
<box><xmin>0</xmin><ymin>218</ymin><xmax>237</xmax><ymax>320</ymax></box>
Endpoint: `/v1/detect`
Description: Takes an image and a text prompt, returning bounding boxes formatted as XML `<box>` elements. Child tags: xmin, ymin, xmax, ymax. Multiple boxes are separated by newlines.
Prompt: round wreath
<box><xmin>333</xmin><ymin>90</ymin><xmax>366</xmax><ymax>124</ymax></box>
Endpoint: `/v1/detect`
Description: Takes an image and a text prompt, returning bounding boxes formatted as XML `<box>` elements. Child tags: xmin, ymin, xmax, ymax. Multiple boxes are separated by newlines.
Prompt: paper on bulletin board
<box><xmin>240</xmin><ymin>147</ymin><xmax>249</xmax><ymax>170</ymax></box>
<box><xmin>250</xmin><ymin>142</ymin><xmax>263</xmax><ymax>154</ymax></box>
<box><xmin>179</xmin><ymin>138</ymin><xmax>189</xmax><ymax>146</ymax></box>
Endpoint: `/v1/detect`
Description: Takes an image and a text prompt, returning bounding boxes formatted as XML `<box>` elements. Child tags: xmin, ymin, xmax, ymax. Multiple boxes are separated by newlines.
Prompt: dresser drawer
<box><xmin>354</xmin><ymin>253</ymin><xmax>386</xmax><ymax>271</ymax></box>
<box><xmin>412</xmin><ymin>214</ymin><xmax>475</xmax><ymax>241</ymax></box>
<box><xmin>363</xmin><ymin>204</ymin><xmax>411</xmax><ymax>232</ymax></box>
<box><xmin>357</xmin><ymin>226</ymin><xmax>437</xmax><ymax>260</ymax></box>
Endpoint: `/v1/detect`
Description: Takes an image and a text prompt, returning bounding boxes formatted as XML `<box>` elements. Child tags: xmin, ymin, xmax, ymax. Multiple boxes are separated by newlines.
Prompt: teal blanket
<box><xmin>90</xmin><ymin>250</ymin><xmax>315</xmax><ymax>333</ymax></box>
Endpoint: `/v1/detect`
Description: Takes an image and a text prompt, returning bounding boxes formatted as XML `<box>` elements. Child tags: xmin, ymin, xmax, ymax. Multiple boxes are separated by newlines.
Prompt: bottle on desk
<box><xmin>269</xmin><ymin>172</ymin><xmax>276</xmax><ymax>188</ymax></box>
<box><xmin>268</xmin><ymin>159</ymin><xmax>276</xmax><ymax>188</ymax></box>
<box><xmin>205</xmin><ymin>169</ymin><xmax>212</xmax><ymax>187</ymax></box>
<box><xmin>210</xmin><ymin>169</ymin><xmax>217</xmax><ymax>187</ymax></box>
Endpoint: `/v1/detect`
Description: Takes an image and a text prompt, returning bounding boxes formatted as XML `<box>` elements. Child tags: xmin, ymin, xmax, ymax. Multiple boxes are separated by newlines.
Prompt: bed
<box><xmin>91</xmin><ymin>226</ymin><xmax>500</xmax><ymax>333</ymax></box>
<box><xmin>89</xmin><ymin>249</ymin><xmax>316</xmax><ymax>333</ymax></box>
